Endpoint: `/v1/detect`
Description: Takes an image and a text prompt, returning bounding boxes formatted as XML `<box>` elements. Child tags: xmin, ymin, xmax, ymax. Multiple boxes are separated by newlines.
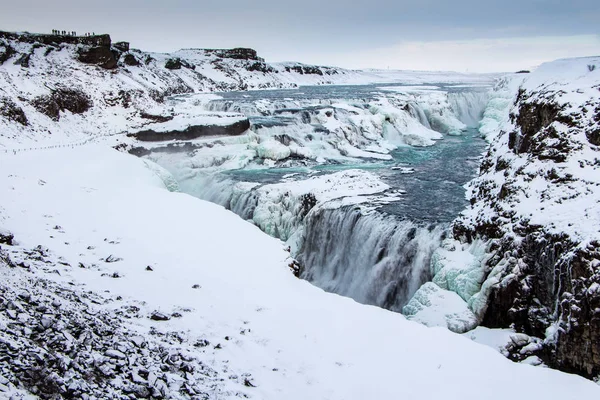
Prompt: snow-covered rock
<box><xmin>449</xmin><ymin>56</ymin><xmax>600</xmax><ymax>378</ymax></box>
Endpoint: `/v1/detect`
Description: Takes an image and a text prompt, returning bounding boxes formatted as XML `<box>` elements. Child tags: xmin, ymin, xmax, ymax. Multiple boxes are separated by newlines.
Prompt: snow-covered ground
<box><xmin>1</xmin><ymin>145</ymin><xmax>599</xmax><ymax>398</ymax></box>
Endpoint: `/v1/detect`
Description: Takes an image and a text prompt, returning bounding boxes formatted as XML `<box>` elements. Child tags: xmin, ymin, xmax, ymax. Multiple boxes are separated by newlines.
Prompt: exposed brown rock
<box><xmin>132</xmin><ymin>119</ymin><xmax>250</xmax><ymax>142</ymax></box>
<box><xmin>0</xmin><ymin>97</ymin><xmax>28</xmax><ymax>126</ymax></box>
<box><xmin>77</xmin><ymin>46</ymin><xmax>118</xmax><ymax>69</ymax></box>
<box><xmin>32</xmin><ymin>88</ymin><xmax>92</xmax><ymax>121</ymax></box>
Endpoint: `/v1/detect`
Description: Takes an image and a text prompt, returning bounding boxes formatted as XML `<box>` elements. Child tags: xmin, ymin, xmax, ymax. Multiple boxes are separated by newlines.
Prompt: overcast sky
<box><xmin>1</xmin><ymin>0</ymin><xmax>599</xmax><ymax>72</ymax></box>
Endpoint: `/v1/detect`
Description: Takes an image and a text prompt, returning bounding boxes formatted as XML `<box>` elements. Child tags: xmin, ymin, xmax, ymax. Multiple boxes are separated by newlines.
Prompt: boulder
<box><xmin>164</xmin><ymin>58</ymin><xmax>182</xmax><ymax>70</ymax></box>
<box><xmin>77</xmin><ymin>46</ymin><xmax>118</xmax><ymax>69</ymax></box>
<box><xmin>0</xmin><ymin>97</ymin><xmax>28</xmax><ymax>126</ymax></box>
<box><xmin>122</xmin><ymin>53</ymin><xmax>139</xmax><ymax>66</ymax></box>
<box><xmin>113</xmin><ymin>41</ymin><xmax>129</xmax><ymax>52</ymax></box>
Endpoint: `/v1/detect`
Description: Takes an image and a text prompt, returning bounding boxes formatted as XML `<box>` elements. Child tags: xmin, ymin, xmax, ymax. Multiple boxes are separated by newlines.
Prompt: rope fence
<box><xmin>1</xmin><ymin>131</ymin><xmax>126</xmax><ymax>155</ymax></box>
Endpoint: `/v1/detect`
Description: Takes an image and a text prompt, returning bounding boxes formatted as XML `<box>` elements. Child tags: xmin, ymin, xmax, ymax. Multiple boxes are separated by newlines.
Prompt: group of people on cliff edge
<box><xmin>51</xmin><ymin>30</ymin><xmax>95</xmax><ymax>37</ymax></box>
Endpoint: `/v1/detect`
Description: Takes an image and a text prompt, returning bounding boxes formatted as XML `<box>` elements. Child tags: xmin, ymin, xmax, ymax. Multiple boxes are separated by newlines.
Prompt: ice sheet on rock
<box><xmin>462</xmin><ymin>326</ymin><xmax>516</xmax><ymax>355</ymax></box>
<box><xmin>403</xmin><ymin>282</ymin><xmax>478</xmax><ymax>333</ymax></box>
<box><xmin>430</xmin><ymin>239</ymin><xmax>489</xmax><ymax>303</ymax></box>
<box><xmin>241</xmin><ymin>170</ymin><xmax>390</xmax><ymax>242</ymax></box>
<box><xmin>256</xmin><ymin>140</ymin><xmax>292</xmax><ymax>161</ymax></box>
<box><xmin>142</xmin><ymin>159</ymin><xmax>180</xmax><ymax>192</ymax></box>
<box><xmin>478</xmin><ymin>75</ymin><xmax>525</xmax><ymax>140</ymax></box>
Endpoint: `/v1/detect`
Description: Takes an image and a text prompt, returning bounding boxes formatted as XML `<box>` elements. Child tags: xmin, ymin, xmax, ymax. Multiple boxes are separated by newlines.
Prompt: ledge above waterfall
<box><xmin>129</xmin><ymin>113</ymin><xmax>250</xmax><ymax>142</ymax></box>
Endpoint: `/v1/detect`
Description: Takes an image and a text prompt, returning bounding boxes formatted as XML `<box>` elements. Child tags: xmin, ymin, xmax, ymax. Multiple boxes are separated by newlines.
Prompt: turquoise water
<box><xmin>380</xmin><ymin>130</ymin><xmax>485</xmax><ymax>223</ymax></box>
<box><xmin>207</xmin><ymin>83</ymin><xmax>489</xmax><ymax>225</ymax></box>
<box><xmin>187</xmin><ymin>85</ymin><xmax>489</xmax><ymax>310</ymax></box>
<box><xmin>224</xmin><ymin>129</ymin><xmax>485</xmax><ymax>224</ymax></box>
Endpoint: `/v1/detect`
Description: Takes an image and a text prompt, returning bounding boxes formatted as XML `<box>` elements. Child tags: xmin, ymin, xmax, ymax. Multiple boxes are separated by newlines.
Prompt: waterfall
<box><xmin>300</xmin><ymin>206</ymin><xmax>446</xmax><ymax>311</ymax></box>
<box><xmin>144</xmin><ymin>85</ymin><xmax>494</xmax><ymax>316</ymax></box>
<box><xmin>407</xmin><ymin>103</ymin><xmax>432</xmax><ymax>129</ymax></box>
<box><xmin>174</xmin><ymin>170</ymin><xmax>445</xmax><ymax>311</ymax></box>
<box><xmin>447</xmin><ymin>91</ymin><xmax>489</xmax><ymax>128</ymax></box>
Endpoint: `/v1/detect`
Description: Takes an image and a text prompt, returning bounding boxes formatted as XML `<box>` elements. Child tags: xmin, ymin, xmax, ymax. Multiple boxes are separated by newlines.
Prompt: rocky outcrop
<box><xmin>0</xmin><ymin>42</ymin><xmax>16</xmax><ymax>64</ymax></box>
<box><xmin>131</xmin><ymin>118</ymin><xmax>250</xmax><ymax>141</ymax></box>
<box><xmin>0</xmin><ymin>31</ymin><xmax>111</xmax><ymax>47</ymax></box>
<box><xmin>283</xmin><ymin>64</ymin><xmax>340</xmax><ymax>76</ymax></box>
<box><xmin>452</xmin><ymin>58</ymin><xmax>600</xmax><ymax>378</ymax></box>
<box><xmin>122</xmin><ymin>53</ymin><xmax>140</xmax><ymax>66</ymax></box>
<box><xmin>32</xmin><ymin>88</ymin><xmax>92</xmax><ymax>121</ymax></box>
<box><xmin>205</xmin><ymin>48</ymin><xmax>262</xmax><ymax>61</ymax></box>
<box><xmin>164</xmin><ymin>57</ymin><xmax>195</xmax><ymax>70</ymax></box>
<box><xmin>77</xmin><ymin>45</ymin><xmax>119</xmax><ymax>69</ymax></box>
<box><xmin>113</xmin><ymin>41</ymin><xmax>130</xmax><ymax>52</ymax></box>
<box><xmin>0</xmin><ymin>97</ymin><xmax>28</xmax><ymax>126</ymax></box>
<box><xmin>13</xmin><ymin>53</ymin><xmax>30</xmax><ymax>68</ymax></box>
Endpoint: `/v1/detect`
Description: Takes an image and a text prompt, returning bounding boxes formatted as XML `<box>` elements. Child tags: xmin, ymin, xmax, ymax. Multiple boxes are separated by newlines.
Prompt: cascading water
<box><xmin>406</xmin><ymin>103</ymin><xmax>432</xmax><ymax>129</ymax></box>
<box><xmin>144</xmin><ymin>82</ymin><xmax>493</xmax><ymax>313</ymax></box>
<box><xmin>300</xmin><ymin>206</ymin><xmax>445</xmax><ymax>311</ymax></box>
<box><xmin>447</xmin><ymin>90</ymin><xmax>489</xmax><ymax>127</ymax></box>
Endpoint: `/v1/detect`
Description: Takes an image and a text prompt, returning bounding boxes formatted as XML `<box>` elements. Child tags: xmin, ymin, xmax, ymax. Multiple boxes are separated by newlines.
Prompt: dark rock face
<box><xmin>139</xmin><ymin>112</ymin><xmax>173</xmax><ymax>123</ymax></box>
<box><xmin>0</xmin><ymin>30</ymin><xmax>111</xmax><ymax>47</ymax></box>
<box><xmin>586</xmin><ymin>127</ymin><xmax>600</xmax><ymax>146</ymax></box>
<box><xmin>0</xmin><ymin>230</ymin><xmax>14</xmax><ymax>245</ymax></box>
<box><xmin>206</xmin><ymin>48</ymin><xmax>262</xmax><ymax>61</ymax></box>
<box><xmin>454</xmin><ymin>83</ymin><xmax>600</xmax><ymax>379</ymax></box>
<box><xmin>164</xmin><ymin>58</ymin><xmax>182</xmax><ymax>70</ymax></box>
<box><xmin>479</xmin><ymin>233</ymin><xmax>600</xmax><ymax>377</ymax></box>
<box><xmin>0</xmin><ymin>97</ymin><xmax>28</xmax><ymax>126</ymax></box>
<box><xmin>32</xmin><ymin>88</ymin><xmax>92</xmax><ymax>121</ymax></box>
<box><xmin>246</xmin><ymin>61</ymin><xmax>276</xmax><ymax>73</ymax></box>
<box><xmin>285</xmin><ymin>65</ymin><xmax>324</xmax><ymax>76</ymax></box>
<box><xmin>77</xmin><ymin>46</ymin><xmax>118</xmax><ymax>69</ymax></box>
<box><xmin>122</xmin><ymin>53</ymin><xmax>140</xmax><ymax>66</ymax></box>
<box><xmin>32</xmin><ymin>96</ymin><xmax>60</xmax><ymax>121</ymax></box>
<box><xmin>164</xmin><ymin>57</ymin><xmax>194</xmax><ymax>70</ymax></box>
<box><xmin>0</xmin><ymin>42</ymin><xmax>16</xmax><ymax>64</ymax></box>
<box><xmin>113</xmin><ymin>41</ymin><xmax>130</xmax><ymax>52</ymax></box>
<box><xmin>13</xmin><ymin>53</ymin><xmax>30</xmax><ymax>68</ymax></box>
<box><xmin>132</xmin><ymin>119</ymin><xmax>250</xmax><ymax>141</ymax></box>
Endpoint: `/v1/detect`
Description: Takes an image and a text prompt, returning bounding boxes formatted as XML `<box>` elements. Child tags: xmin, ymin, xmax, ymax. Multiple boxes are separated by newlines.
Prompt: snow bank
<box><xmin>1</xmin><ymin>145</ymin><xmax>598</xmax><ymax>399</ymax></box>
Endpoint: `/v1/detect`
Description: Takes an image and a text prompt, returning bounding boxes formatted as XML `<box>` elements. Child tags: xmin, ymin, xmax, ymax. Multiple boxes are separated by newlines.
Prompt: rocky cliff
<box><xmin>453</xmin><ymin>57</ymin><xmax>600</xmax><ymax>378</ymax></box>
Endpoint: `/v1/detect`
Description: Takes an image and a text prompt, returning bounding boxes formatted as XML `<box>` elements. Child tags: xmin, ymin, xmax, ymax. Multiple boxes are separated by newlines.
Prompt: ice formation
<box><xmin>402</xmin><ymin>282</ymin><xmax>478</xmax><ymax>333</ymax></box>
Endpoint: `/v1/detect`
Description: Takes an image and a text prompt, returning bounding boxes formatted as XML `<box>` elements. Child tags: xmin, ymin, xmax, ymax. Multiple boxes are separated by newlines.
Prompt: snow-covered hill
<box><xmin>1</xmin><ymin>146</ymin><xmax>599</xmax><ymax>399</ymax></box>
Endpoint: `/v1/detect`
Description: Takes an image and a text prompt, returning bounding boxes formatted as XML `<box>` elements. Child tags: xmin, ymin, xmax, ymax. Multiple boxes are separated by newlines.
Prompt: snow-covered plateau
<box><xmin>1</xmin><ymin>30</ymin><xmax>600</xmax><ymax>398</ymax></box>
